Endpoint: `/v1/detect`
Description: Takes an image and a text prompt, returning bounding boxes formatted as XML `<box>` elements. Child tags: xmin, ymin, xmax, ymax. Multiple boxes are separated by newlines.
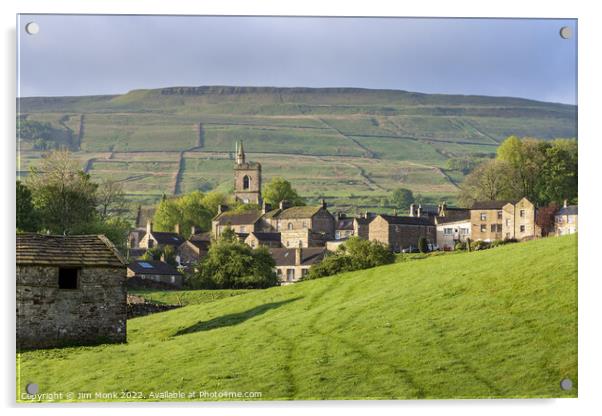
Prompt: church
<box><xmin>233</xmin><ymin>140</ymin><xmax>262</xmax><ymax>205</ymax></box>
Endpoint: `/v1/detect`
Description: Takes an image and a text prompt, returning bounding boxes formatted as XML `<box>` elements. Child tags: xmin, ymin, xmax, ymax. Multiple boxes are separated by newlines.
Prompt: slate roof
<box><xmin>471</xmin><ymin>200</ymin><xmax>515</xmax><ymax>210</ymax></box>
<box><xmin>268</xmin><ymin>247</ymin><xmax>326</xmax><ymax>267</ymax></box>
<box><xmin>277</xmin><ymin>205</ymin><xmax>324</xmax><ymax>219</ymax></box>
<box><xmin>128</xmin><ymin>260</ymin><xmax>181</xmax><ymax>276</ymax></box>
<box><xmin>249</xmin><ymin>232</ymin><xmax>282</xmax><ymax>242</ymax></box>
<box><xmin>336</xmin><ymin>218</ymin><xmax>355</xmax><ymax>230</ymax></box>
<box><xmin>16</xmin><ymin>233</ymin><xmax>125</xmax><ymax>267</ymax></box>
<box><xmin>436</xmin><ymin>208</ymin><xmax>471</xmax><ymax>224</ymax></box>
<box><xmin>183</xmin><ymin>239</ymin><xmax>211</xmax><ymax>251</ymax></box>
<box><xmin>213</xmin><ymin>209</ymin><xmax>263</xmax><ymax>226</ymax></box>
<box><xmin>355</xmin><ymin>216</ymin><xmax>375</xmax><ymax>225</ymax></box>
<box><xmin>151</xmin><ymin>231</ymin><xmax>185</xmax><ymax>246</ymax></box>
<box><xmin>379</xmin><ymin>215</ymin><xmax>434</xmax><ymax>226</ymax></box>
<box><xmin>557</xmin><ymin>205</ymin><xmax>578</xmax><ymax>216</ymax></box>
<box><xmin>127</xmin><ymin>248</ymin><xmax>147</xmax><ymax>259</ymax></box>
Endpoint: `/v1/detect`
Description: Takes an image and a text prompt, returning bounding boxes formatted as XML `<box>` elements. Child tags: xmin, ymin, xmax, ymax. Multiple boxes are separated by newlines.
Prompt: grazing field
<box><xmin>17</xmin><ymin>234</ymin><xmax>577</xmax><ymax>401</ymax></box>
<box><xmin>16</xmin><ymin>86</ymin><xmax>577</xmax><ymax>214</ymax></box>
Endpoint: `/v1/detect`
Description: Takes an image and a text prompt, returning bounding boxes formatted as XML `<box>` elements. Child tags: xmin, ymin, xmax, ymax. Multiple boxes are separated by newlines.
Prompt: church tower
<box><xmin>233</xmin><ymin>140</ymin><xmax>262</xmax><ymax>204</ymax></box>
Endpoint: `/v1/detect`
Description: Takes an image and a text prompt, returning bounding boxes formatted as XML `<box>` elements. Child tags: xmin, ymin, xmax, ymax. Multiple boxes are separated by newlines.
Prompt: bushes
<box><xmin>418</xmin><ymin>237</ymin><xmax>429</xmax><ymax>253</ymax></box>
<box><xmin>454</xmin><ymin>241</ymin><xmax>467</xmax><ymax>251</ymax></box>
<box><xmin>304</xmin><ymin>237</ymin><xmax>394</xmax><ymax>280</ymax></box>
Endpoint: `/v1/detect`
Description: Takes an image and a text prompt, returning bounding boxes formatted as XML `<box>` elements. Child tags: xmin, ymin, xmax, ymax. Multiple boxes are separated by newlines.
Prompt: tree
<box><xmin>96</xmin><ymin>179</ymin><xmax>127</xmax><ymax>220</ymax></box>
<box><xmin>188</xmin><ymin>235</ymin><xmax>278</xmax><ymax>289</ymax></box>
<box><xmin>73</xmin><ymin>216</ymin><xmax>131</xmax><ymax>251</ymax></box>
<box><xmin>153</xmin><ymin>191</ymin><xmax>214</xmax><ymax>238</ymax></box>
<box><xmin>26</xmin><ymin>150</ymin><xmax>98</xmax><ymax>234</ymax></box>
<box><xmin>16</xmin><ymin>181</ymin><xmax>37</xmax><ymax>231</ymax></box>
<box><xmin>262</xmin><ymin>177</ymin><xmax>304</xmax><ymax>207</ymax></box>
<box><xmin>305</xmin><ymin>237</ymin><xmax>394</xmax><ymax>280</ymax></box>
<box><xmin>536</xmin><ymin>139</ymin><xmax>578</xmax><ymax>205</ymax></box>
<box><xmin>458</xmin><ymin>159</ymin><xmax>513</xmax><ymax>206</ymax></box>
<box><xmin>390</xmin><ymin>188</ymin><xmax>414</xmax><ymax>211</ymax></box>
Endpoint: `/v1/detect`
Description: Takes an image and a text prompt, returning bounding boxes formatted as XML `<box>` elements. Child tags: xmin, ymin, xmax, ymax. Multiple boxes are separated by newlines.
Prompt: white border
<box><xmin>2</xmin><ymin>1</ymin><xmax>601</xmax><ymax>415</ymax></box>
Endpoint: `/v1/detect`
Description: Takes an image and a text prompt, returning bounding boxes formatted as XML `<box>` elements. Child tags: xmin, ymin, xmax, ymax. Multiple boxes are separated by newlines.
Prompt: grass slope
<box><xmin>17</xmin><ymin>235</ymin><xmax>577</xmax><ymax>401</ymax></box>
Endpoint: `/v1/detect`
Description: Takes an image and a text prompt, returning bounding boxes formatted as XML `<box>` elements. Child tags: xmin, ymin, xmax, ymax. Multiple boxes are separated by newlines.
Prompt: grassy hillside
<box><xmin>17</xmin><ymin>235</ymin><xmax>577</xmax><ymax>401</ymax></box>
<box><xmin>16</xmin><ymin>86</ymin><xmax>577</xmax><ymax>215</ymax></box>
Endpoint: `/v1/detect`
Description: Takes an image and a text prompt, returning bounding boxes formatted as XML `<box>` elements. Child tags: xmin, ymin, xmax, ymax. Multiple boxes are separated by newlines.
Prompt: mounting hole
<box><xmin>560</xmin><ymin>378</ymin><xmax>573</xmax><ymax>391</ymax></box>
<box><xmin>25</xmin><ymin>22</ymin><xmax>39</xmax><ymax>35</ymax></box>
<box><xmin>25</xmin><ymin>383</ymin><xmax>39</xmax><ymax>395</ymax></box>
<box><xmin>559</xmin><ymin>26</ymin><xmax>571</xmax><ymax>40</ymax></box>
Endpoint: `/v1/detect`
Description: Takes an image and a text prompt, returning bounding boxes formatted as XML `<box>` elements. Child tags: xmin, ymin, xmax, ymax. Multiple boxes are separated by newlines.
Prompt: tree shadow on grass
<box><xmin>174</xmin><ymin>297</ymin><xmax>303</xmax><ymax>336</ymax></box>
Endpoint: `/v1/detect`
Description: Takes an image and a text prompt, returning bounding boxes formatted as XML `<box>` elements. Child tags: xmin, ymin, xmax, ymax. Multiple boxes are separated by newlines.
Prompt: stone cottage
<box><xmin>555</xmin><ymin>201</ymin><xmax>578</xmax><ymax>236</ymax></box>
<box><xmin>368</xmin><ymin>214</ymin><xmax>436</xmax><ymax>252</ymax></box>
<box><xmin>470</xmin><ymin>197</ymin><xmax>541</xmax><ymax>242</ymax></box>
<box><xmin>16</xmin><ymin>233</ymin><xmax>127</xmax><ymax>350</ymax></box>
<box><xmin>127</xmin><ymin>260</ymin><xmax>183</xmax><ymax>289</ymax></box>
<box><xmin>269</xmin><ymin>246</ymin><xmax>326</xmax><ymax>284</ymax></box>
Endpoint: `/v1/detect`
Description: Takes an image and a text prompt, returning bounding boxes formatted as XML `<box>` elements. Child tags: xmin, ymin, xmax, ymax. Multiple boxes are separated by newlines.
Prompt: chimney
<box><xmin>217</xmin><ymin>204</ymin><xmax>227</xmax><ymax>214</ymax></box>
<box><xmin>440</xmin><ymin>201</ymin><xmax>447</xmax><ymax>216</ymax></box>
<box><xmin>563</xmin><ymin>199</ymin><xmax>568</xmax><ymax>208</ymax></box>
<box><xmin>146</xmin><ymin>220</ymin><xmax>152</xmax><ymax>235</ymax></box>
<box><xmin>174</xmin><ymin>223</ymin><xmax>180</xmax><ymax>235</ymax></box>
<box><xmin>409</xmin><ymin>203</ymin><xmax>416</xmax><ymax>217</ymax></box>
<box><xmin>191</xmin><ymin>225</ymin><xmax>197</xmax><ymax>235</ymax></box>
<box><xmin>363</xmin><ymin>211</ymin><xmax>368</xmax><ymax>219</ymax></box>
<box><xmin>279</xmin><ymin>200</ymin><xmax>291</xmax><ymax>210</ymax></box>
<box><xmin>393</xmin><ymin>208</ymin><xmax>398</xmax><ymax>216</ymax></box>
<box><xmin>295</xmin><ymin>241</ymin><xmax>302</xmax><ymax>266</ymax></box>
<box><xmin>417</xmin><ymin>204</ymin><xmax>422</xmax><ymax>218</ymax></box>
<box><xmin>262</xmin><ymin>201</ymin><xmax>272</xmax><ymax>214</ymax></box>
<box><xmin>321</xmin><ymin>198</ymin><xmax>327</xmax><ymax>209</ymax></box>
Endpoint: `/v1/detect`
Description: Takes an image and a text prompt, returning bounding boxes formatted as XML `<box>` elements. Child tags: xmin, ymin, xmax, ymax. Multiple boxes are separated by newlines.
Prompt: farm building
<box><xmin>127</xmin><ymin>260</ymin><xmax>183</xmax><ymax>288</ymax></box>
<box><xmin>16</xmin><ymin>233</ymin><xmax>127</xmax><ymax>350</ymax></box>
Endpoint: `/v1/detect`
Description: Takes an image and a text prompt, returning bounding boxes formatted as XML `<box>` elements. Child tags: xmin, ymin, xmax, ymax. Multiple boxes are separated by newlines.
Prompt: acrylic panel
<box><xmin>16</xmin><ymin>14</ymin><xmax>578</xmax><ymax>402</ymax></box>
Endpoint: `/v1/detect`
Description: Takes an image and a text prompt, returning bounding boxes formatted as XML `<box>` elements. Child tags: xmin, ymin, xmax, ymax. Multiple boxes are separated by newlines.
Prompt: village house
<box><xmin>353</xmin><ymin>213</ymin><xmax>375</xmax><ymax>240</ymax></box>
<box><xmin>127</xmin><ymin>259</ymin><xmax>183</xmax><ymax>289</ymax></box>
<box><xmin>368</xmin><ymin>214</ymin><xmax>436</xmax><ymax>252</ymax></box>
<box><xmin>16</xmin><ymin>234</ymin><xmax>127</xmax><ymax>350</ymax></box>
<box><xmin>211</xmin><ymin>206</ymin><xmax>263</xmax><ymax>237</ymax></box>
<box><xmin>334</xmin><ymin>213</ymin><xmax>355</xmax><ymax>240</ymax></box>
<box><xmin>434</xmin><ymin>203</ymin><xmax>472</xmax><ymax>251</ymax></box>
<box><xmin>138</xmin><ymin>221</ymin><xmax>185</xmax><ymax>250</ymax></box>
<box><xmin>470</xmin><ymin>197</ymin><xmax>541</xmax><ymax>242</ymax></box>
<box><xmin>269</xmin><ymin>245</ymin><xmax>326</xmax><ymax>284</ymax></box>
<box><xmin>244</xmin><ymin>232</ymin><xmax>282</xmax><ymax>248</ymax></box>
<box><xmin>176</xmin><ymin>231</ymin><xmax>212</xmax><ymax>267</ymax></box>
<box><xmin>127</xmin><ymin>205</ymin><xmax>156</xmax><ymax>249</ymax></box>
<box><xmin>555</xmin><ymin>201</ymin><xmax>578</xmax><ymax>236</ymax></box>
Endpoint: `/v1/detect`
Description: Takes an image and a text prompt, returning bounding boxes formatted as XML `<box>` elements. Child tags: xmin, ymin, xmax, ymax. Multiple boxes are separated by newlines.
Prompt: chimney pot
<box><xmin>564</xmin><ymin>199</ymin><xmax>568</xmax><ymax>208</ymax></box>
<box><xmin>174</xmin><ymin>223</ymin><xmax>180</xmax><ymax>234</ymax></box>
<box><xmin>190</xmin><ymin>225</ymin><xmax>197</xmax><ymax>235</ymax></box>
<box><xmin>321</xmin><ymin>199</ymin><xmax>327</xmax><ymax>209</ymax></box>
<box><xmin>295</xmin><ymin>242</ymin><xmax>302</xmax><ymax>266</ymax></box>
<box><xmin>409</xmin><ymin>203</ymin><xmax>416</xmax><ymax>217</ymax></box>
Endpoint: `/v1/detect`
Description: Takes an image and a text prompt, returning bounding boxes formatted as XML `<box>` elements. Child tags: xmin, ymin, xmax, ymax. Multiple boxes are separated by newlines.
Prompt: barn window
<box><xmin>287</xmin><ymin>223</ymin><xmax>293</xmax><ymax>230</ymax></box>
<box><xmin>58</xmin><ymin>267</ymin><xmax>79</xmax><ymax>289</ymax></box>
<box><xmin>243</xmin><ymin>175</ymin><xmax>250</xmax><ymax>190</ymax></box>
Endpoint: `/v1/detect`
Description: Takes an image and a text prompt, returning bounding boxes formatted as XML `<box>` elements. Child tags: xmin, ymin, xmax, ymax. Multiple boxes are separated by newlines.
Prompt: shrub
<box><xmin>470</xmin><ymin>240</ymin><xmax>490</xmax><ymax>251</ymax></box>
<box><xmin>454</xmin><ymin>241</ymin><xmax>467</xmax><ymax>251</ymax></box>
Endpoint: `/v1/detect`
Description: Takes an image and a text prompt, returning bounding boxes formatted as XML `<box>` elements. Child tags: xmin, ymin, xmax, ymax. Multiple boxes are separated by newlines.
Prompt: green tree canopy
<box><xmin>26</xmin><ymin>150</ymin><xmax>98</xmax><ymax>234</ymax></box>
<box><xmin>188</xmin><ymin>234</ymin><xmax>278</xmax><ymax>289</ymax></box>
<box><xmin>262</xmin><ymin>177</ymin><xmax>305</xmax><ymax>207</ymax></box>
<box><xmin>16</xmin><ymin>181</ymin><xmax>37</xmax><ymax>232</ymax></box>
<box><xmin>390</xmin><ymin>188</ymin><xmax>414</xmax><ymax>211</ymax></box>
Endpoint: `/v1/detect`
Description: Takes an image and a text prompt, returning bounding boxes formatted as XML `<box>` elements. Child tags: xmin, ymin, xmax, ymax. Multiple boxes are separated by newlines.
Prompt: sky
<box><xmin>17</xmin><ymin>15</ymin><xmax>577</xmax><ymax>104</ymax></box>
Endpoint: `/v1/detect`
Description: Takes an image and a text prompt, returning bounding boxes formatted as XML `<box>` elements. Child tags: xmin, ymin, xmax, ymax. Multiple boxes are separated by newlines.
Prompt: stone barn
<box><xmin>16</xmin><ymin>233</ymin><xmax>127</xmax><ymax>350</ymax></box>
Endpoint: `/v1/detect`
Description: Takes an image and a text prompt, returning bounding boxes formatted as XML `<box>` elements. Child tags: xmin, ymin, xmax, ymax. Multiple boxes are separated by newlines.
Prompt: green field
<box><xmin>16</xmin><ymin>86</ymin><xmax>577</xmax><ymax>214</ymax></box>
<box><xmin>17</xmin><ymin>234</ymin><xmax>577</xmax><ymax>401</ymax></box>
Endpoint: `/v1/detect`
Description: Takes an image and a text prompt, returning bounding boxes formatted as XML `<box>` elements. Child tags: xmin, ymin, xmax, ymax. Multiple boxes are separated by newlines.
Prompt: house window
<box><xmin>506</xmin><ymin>218</ymin><xmax>510</xmax><ymax>227</ymax></box>
<box><xmin>520</xmin><ymin>225</ymin><xmax>526</xmax><ymax>233</ymax></box>
<box><xmin>443</xmin><ymin>228</ymin><xmax>453</xmax><ymax>235</ymax></box>
<box><xmin>58</xmin><ymin>267</ymin><xmax>79</xmax><ymax>290</ymax></box>
<box><xmin>497</xmin><ymin>211</ymin><xmax>503</xmax><ymax>220</ymax></box>
<box><xmin>520</xmin><ymin>209</ymin><xmax>525</xmax><ymax>218</ymax></box>
<box><xmin>460</xmin><ymin>228</ymin><xmax>469</xmax><ymax>235</ymax></box>
<box><xmin>286</xmin><ymin>269</ymin><xmax>295</xmax><ymax>281</ymax></box>
<box><xmin>480</xmin><ymin>224</ymin><xmax>487</xmax><ymax>233</ymax></box>
<box><xmin>243</xmin><ymin>175</ymin><xmax>250</xmax><ymax>190</ymax></box>
<box><xmin>490</xmin><ymin>224</ymin><xmax>496</xmax><ymax>232</ymax></box>
<box><xmin>480</xmin><ymin>213</ymin><xmax>487</xmax><ymax>221</ymax></box>
<box><xmin>288</xmin><ymin>223</ymin><xmax>293</xmax><ymax>230</ymax></box>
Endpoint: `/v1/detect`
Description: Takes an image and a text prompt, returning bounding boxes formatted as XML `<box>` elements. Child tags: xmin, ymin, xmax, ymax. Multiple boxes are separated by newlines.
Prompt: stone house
<box><xmin>127</xmin><ymin>205</ymin><xmax>156</xmax><ymax>249</ymax></box>
<box><xmin>211</xmin><ymin>207</ymin><xmax>263</xmax><ymax>237</ymax></box>
<box><xmin>555</xmin><ymin>201</ymin><xmax>578</xmax><ymax>236</ymax></box>
<box><xmin>269</xmin><ymin>246</ymin><xmax>326</xmax><ymax>284</ymax></box>
<box><xmin>244</xmin><ymin>232</ymin><xmax>282</xmax><ymax>248</ymax></box>
<box><xmin>334</xmin><ymin>213</ymin><xmax>355</xmax><ymax>240</ymax></box>
<box><xmin>16</xmin><ymin>234</ymin><xmax>127</xmax><ymax>350</ymax></box>
<box><xmin>127</xmin><ymin>260</ymin><xmax>183</xmax><ymax>288</ymax></box>
<box><xmin>138</xmin><ymin>221</ymin><xmax>185</xmax><ymax>250</ymax></box>
<box><xmin>176</xmin><ymin>232</ymin><xmax>211</xmax><ymax>267</ymax></box>
<box><xmin>264</xmin><ymin>200</ymin><xmax>335</xmax><ymax>244</ymax></box>
<box><xmin>353</xmin><ymin>213</ymin><xmax>375</xmax><ymax>240</ymax></box>
<box><xmin>368</xmin><ymin>214</ymin><xmax>436</xmax><ymax>252</ymax></box>
<box><xmin>470</xmin><ymin>197</ymin><xmax>541</xmax><ymax>242</ymax></box>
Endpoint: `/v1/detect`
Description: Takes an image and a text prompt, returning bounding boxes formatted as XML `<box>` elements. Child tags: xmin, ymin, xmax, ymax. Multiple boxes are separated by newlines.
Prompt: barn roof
<box><xmin>16</xmin><ymin>233</ymin><xmax>125</xmax><ymax>267</ymax></box>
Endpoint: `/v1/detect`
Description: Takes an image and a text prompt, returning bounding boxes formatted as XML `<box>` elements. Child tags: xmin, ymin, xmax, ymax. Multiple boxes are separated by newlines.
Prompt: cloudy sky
<box><xmin>17</xmin><ymin>15</ymin><xmax>577</xmax><ymax>104</ymax></box>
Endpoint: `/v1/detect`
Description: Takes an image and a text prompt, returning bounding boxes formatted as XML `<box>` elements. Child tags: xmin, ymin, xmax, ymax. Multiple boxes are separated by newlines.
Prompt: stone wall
<box><xmin>16</xmin><ymin>265</ymin><xmax>126</xmax><ymax>350</ymax></box>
